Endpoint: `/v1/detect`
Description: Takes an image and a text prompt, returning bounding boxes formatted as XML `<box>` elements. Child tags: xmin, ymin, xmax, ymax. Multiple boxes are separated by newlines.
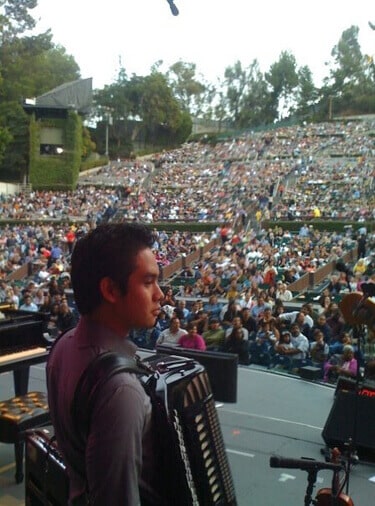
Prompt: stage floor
<box><xmin>1</xmin><ymin>363</ymin><xmax>375</xmax><ymax>505</ymax></box>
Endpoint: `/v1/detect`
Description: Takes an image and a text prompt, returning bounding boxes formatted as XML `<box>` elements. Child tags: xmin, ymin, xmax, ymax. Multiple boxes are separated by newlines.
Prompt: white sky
<box><xmin>34</xmin><ymin>0</ymin><xmax>374</xmax><ymax>89</ymax></box>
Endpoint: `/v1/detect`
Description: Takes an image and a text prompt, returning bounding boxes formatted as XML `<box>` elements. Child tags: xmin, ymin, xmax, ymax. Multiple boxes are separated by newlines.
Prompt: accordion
<box><xmin>25</xmin><ymin>425</ymin><xmax>69</xmax><ymax>506</ymax></box>
<box><xmin>142</xmin><ymin>354</ymin><xmax>237</xmax><ymax>505</ymax></box>
<box><xmin>26</xmin><ymin>354</ymin><xmax>237</xmax><ymax>505</ymax></box>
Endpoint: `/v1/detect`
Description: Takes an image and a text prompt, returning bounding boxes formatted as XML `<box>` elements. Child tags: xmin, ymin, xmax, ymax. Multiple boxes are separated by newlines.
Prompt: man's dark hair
<box><xmin>71</xmin><ymin>223</ymin><xmax>154</xmax><ymax>315</ymax></box>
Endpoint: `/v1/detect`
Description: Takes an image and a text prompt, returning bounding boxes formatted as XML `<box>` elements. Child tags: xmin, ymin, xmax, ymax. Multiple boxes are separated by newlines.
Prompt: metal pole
<box><xmin>105</xmin><ymin>119</ymin><xmax>109</xmax><ymax>157</ymax></box>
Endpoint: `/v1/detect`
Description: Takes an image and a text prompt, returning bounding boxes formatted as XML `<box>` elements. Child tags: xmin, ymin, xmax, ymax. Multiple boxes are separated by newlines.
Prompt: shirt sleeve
<box><xmin>196</xmin><ymin>335</ymin><xmax>207</xmax><ymax>350</ymax></box>
<box><xmin>85</xmin><ymin>373</ymin><xmax>152</xmax><ymax>506</ymax></box>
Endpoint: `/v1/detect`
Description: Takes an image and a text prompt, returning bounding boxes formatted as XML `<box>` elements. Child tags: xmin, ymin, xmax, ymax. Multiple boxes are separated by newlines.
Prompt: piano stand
<box><xmin>14</xmin><ymin>366</ymin><xmax>30</xmax><ymax>396</ymax></box>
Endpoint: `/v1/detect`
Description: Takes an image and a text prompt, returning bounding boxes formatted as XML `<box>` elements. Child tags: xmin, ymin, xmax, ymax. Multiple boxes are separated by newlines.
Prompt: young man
<box><xmin>202</xmin><ymin>317</ymin><xmax>226</xmax><ymax>351</ymax></box>
<box><xmin>156</xmin><ymin>316</ymin><xmax>187</xmax><ymax>345</ymax></box>
<box><xmin>46</xmin><ymin>223</ymin><xmax>164</xmax><ymax>505</ymax></box>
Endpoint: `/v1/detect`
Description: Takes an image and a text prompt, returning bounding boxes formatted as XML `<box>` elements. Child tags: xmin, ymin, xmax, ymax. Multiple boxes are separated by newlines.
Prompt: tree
<box><xmin>0</xmin><ymin>31</ymin><xmax>81</xmax><ymax>180</ymax></box>
<box><xmin>295</xmin><ymin>65</ymin><xmax>318</xmax><ymax>120</ymax></box>
<box><xmin>237</xmin><ymin>60</ymin><xmax>273</xmax><ymax>127</ymax></box>
<box><xmin>329</xmin><ymin>26</ymin><xmax>365</xmax><ymax>91</ymax></box>
<box><xmin>167</xmin><ymin>61</ymin><xmax>206</xmax><ymax>115</ymax></box>
<box><xmin>1</xmin><ymin>33</ymin><xmax>79</xmax><ymax>101</ymax></box>
<box><xmin>265</xmin><ymin>51</ymin><xmax>299</xmax><ymax>119</ymax></box>
<box><xmin>223</xmin><ymin>61</ymin><xmax>249</xmax><ymax>125</ymax></box>
<box><xmin>93</xmin><ymin>68</ymin><xmax>191</xmax><ymax>156</ymax></box>
<box><xmin>321</xmin><ymin>25</ymin><xmax>375</xmax><ymax>116</ymax></box>
<box><xmin>0</xmin><ymin>0</ymin><xmax>39</xmax><ymax>173</ymax></box>
<box><xmin>129</xmin><ymin>72</ymin><xmax>191</xmax><ymax>147</ymax></box>
<box><xmin>0</xmin><ymin>0</ymin><xmax>37</xmax><ymax>42</ymax></box>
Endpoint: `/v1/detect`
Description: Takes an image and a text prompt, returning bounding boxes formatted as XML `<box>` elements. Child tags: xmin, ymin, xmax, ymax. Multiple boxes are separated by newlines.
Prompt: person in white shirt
<box><xmin>225</xmin><ymin>316</ymin><xmax>249</xmax><ymax>340</ymax></box>
<box><xmin>278</xmin><ymin>310</ymin><xmax>313</xmax><ymax>330</ymax></box>
<box><xmin>289</xmin><ymin>323</ymin><xmax>309</xmax><ymax>360</ymax></box>
<box><xmin>156</xmin><ymin>316</ymin><xmax>187</xmax><ymax>345</ymax></box>
<box><xmin>275</xmin><ymin>282</ymin><xmax>293</xmax><ymax>302</ymax></box>
<box><xmin>20</xmin><ymin>294</ymin><xmax>38</xmax><ymax>312</ymax></box>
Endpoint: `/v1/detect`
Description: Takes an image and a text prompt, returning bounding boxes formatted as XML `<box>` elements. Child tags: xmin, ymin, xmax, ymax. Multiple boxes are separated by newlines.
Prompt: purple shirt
<box><xmin>46</xmin><ymin>316</ymin><xmax>156</xmax><ymax>505</ymax></box>
<box><xmin>178</xmin><ymin>333</ymin><xmax>207</xmax><ymax>350</ymax></box>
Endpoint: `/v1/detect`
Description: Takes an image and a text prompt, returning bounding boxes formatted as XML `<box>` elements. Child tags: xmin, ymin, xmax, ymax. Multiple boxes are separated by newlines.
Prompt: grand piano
<box><xmin>0</xmin><ymin>306</ymin><xmax>50</xmax><ymax>396</ymax></box>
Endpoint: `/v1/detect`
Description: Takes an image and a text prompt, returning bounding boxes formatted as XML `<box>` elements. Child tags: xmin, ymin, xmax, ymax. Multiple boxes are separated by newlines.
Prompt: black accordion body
<box><xmin>143</xmin><ymin>354</ymin><xmax>237</xmax><ymax>506</ymax></box>
<box><xmin>25</xmin><ymin>426</ymin><xmax>69</xmax><ymax>505</ymax></box>
<box><xmin>26</xmin><ymin>354</ymin><xmax>237</xmax><ymax>505</ymax></box>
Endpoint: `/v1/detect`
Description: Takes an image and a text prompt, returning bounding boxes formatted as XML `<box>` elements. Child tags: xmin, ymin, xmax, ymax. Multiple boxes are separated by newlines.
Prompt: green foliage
<box><xmin>29</xmin><ymin>111</ymin><xmax>82</xmax><ymax>190</ymax></box>
<box><xmin>81</xmin><ymin>126</ymin><xmax>96</xmax><ymax>159</ymax></box>
<box><xmin>0</xmin><ymin>0</ymin><xmax>37</xmax><ymax>40</ymax></box>
<box><xmin>93</xmin><ymin>69</ymin><xmax>192</xmax><ymax>155</ymax></box>
<box><xmin>0</xmin><ymin>101</ymin><xmax>29</xmax><ymax>181</ymax></box>
<box><xmin>0</xmin><ymin>29</ymin><xmax>81</xmax><ymax>180</ymax></box>
<box><xmin>80</xmin><ymin>156</ymin><xmax>108</xmax><ymax>172</ymax></box>
<box><xmin>265</xmin><ymin>51</ymin><xmax>299</xmax><ymax>120</ymax></box>
<box><xmin>0</xmin><ymin>5</ymin><xmax>374</xmax><ymax>166</ymax></box>
<box><xmin>167</xmin><ymin>61</ymin><xmax>206</xmax><ymax>114</ymax></box>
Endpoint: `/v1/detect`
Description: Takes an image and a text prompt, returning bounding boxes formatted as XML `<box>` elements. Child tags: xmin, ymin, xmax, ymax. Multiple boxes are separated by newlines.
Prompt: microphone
<box><xmin>166</xmin><ymin>0</ymin><xmax>179</xmax><ymax>16</ymax></box>
<box><xmin>269</xmin><ymin>455</ymin><xmax>343</xmax><ymax>472</ymax></box>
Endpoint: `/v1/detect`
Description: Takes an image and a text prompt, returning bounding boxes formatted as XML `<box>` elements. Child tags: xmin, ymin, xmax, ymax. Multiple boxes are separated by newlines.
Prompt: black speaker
<box><xmin>322</xmin><ymin>390</ymin><xmax>375</xmax><ymax>456</ymax></box>
<box><xmin>299</xmin><ymin>366</ymin><xmax>322</xmax><ymax>380</ymax></box>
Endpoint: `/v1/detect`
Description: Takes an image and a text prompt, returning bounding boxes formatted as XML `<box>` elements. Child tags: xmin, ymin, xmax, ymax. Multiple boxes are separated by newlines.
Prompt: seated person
<box><xmin>56</xmin><ymin>300</ymin><xmax>77</xmax><ymax>334</ymax></box>
<box><xmin>309</xmin><ymin>314</ymin><xmax>332</xmax><ymax>343</ymax></box>
<box><xmin>156</xmin><ymin>309</ymin><xmax>170</xmax><ymax>332</ymax></box>
<box><xmin>202</xmin><ymin>318</ymin><xmax>225</xmax><ymax>351</ymax></box>
<box><xmin>329</xmin><ymin>331</ymin><xmax>353</xmax><ymax>356</ymax></box>
<box><xmin>221</xmin><ymin>300</ymin><xmax>242</xmax><ymax>329</ymax></box>
<box><xmin>240</xmin><ymin>307</ymin><xmax>257</xmax><ymax>341</ymax></box>
<box><xmin>324</xmin><ymin>345</ymin><xmax>358</xmax><ymax>383</ymax></box>
<box><xmin>203</xmin><ymin>295</ymin><xmax>223</xmax><ymax>320</ymax></box>
<box><xmin>257</xmin><ymin>307</ymin><xmax>280</xmax><ymax>341</ymax></box>
<box><xmin>223</xmin><ymin>326</ymin><xmax>250</xmax><ymax>365</ymax></box>
<box><xmin>309</xmin><ymin>330</ymin><xmax>329</xmax><ymax>376</ymax></box>
<box><xmin>156</xmin><ymin>316</ymin><xmax>187</xmax><ymax>346</ymax></box>
<box><xmin>225</xmin><ymin>316</ymin><xmax>249</xmax><ymax>341</ymax></box>
<box><xmin>178</xmin><ymin>322</ymin><xmax>206</xmax><ymax>351</ymax></box>
<box><xmin>249</xmin><ymin>321</ymin><xmax>277</xmax><ymax>366</ymax></box>
<box><xmin>276</xmin><ymin>323</ymin><xmax>310</xmax><ymax>371</ymax></box>
<box><xmin>250</xmin><ymin>295</ymin><xmax>272</xmax><ymax>322</ymax></box>
<box><xmin>277</xmin><ymin>310</ymin><xmax>312</xmax><ymax>337</ymax></box>
<box><xmin>269</xmin><ymin>330</ymin><xmax>294</xmax><ymax>368</ymax></box>
<box><xmin>129</xmin><ymin>324</ymin><xmax>161</xmax><ymax>350</ymax></box>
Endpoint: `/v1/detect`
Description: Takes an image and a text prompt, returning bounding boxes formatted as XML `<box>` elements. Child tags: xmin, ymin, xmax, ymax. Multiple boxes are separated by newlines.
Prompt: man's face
<box><xmin>263</xmin><ymin>308</ymin><xmax>272</xmax><ymax>319</ymax></box>
<box><xmin>170</xmin><ymin>318</ymin><xmax>180</xmax><ymax>331</ymax></box>
<box><xmin>318</xmin><ymin>316</ymin><xmax>326</xmax><ymax>326</ymax></box>
<box><xmin>291</xmin><ymin>325</ymin><xmax>299</xmax><ymax>336</ymax></box>
<box><xmin>115</xmin><ymin>248</ymin><xmax>163</xmax><ymax>333</ymax></box>
<box><xmin>232</xmin><ymin>317</ymin><xmax>242</xmax><ymax>328</ymax></box>
<box><xmin>296</xmin><ymin>313</ymin><xmax>305</xmax><ymax>324</ymax></box>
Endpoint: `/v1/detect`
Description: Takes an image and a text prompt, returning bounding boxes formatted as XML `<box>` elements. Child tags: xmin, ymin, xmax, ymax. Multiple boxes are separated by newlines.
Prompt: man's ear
<box><xmin>99</xmin><ymin>277</ymin><xmax>120</xmax><ymax>304</ymax></box>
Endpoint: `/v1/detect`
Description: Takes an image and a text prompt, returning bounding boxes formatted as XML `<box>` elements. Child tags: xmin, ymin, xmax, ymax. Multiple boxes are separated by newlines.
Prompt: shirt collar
<box><xmin>74</xmin><ymin>315</ymin><xmax>137</xmax><ymax>357</ymax></box>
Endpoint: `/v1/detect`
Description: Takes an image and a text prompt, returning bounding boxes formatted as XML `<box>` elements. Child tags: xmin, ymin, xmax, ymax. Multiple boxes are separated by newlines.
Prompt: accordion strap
<box><xmin>72</xmin><ymin>351</ymin><xmax>152</xmax><ymax>448</ymax></box>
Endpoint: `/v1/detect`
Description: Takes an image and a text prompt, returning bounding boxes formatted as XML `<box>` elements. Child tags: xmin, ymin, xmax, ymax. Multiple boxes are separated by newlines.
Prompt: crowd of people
<box><xmin>0</xmin><ymin>118</ymin><xmax>374</xmax><ymax>384</ymax></box>
<box><xmin>0</xmin><ymin>119</ymin><xmax>373</xmax><ymax>228</ymax></box>
<box><xmin>129</xmin><ymin>275</ymin><xmax>374</xmax><ymax>384</ymax></box>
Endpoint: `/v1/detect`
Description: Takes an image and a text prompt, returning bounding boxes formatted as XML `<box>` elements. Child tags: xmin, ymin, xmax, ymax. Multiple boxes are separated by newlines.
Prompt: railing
<box><xmin>288</xmin><ymin>249</ymin><xmax>357</xmax><ymax>293</ymax></box>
